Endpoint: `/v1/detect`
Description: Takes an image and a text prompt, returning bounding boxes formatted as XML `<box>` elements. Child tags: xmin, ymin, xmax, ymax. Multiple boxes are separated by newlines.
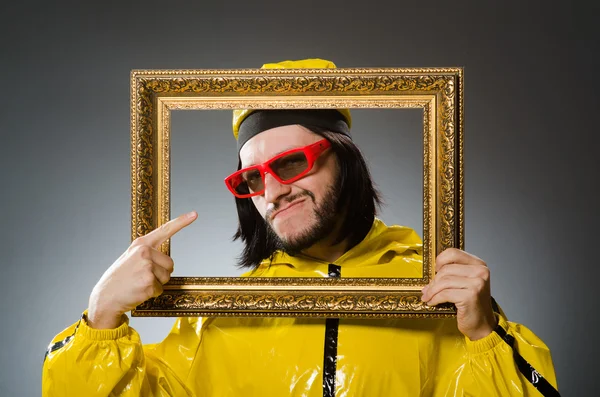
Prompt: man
<box><xmin>42</xmin><ymin>59</ymin><xmax>558</xmax><ymax>396</ymax></box>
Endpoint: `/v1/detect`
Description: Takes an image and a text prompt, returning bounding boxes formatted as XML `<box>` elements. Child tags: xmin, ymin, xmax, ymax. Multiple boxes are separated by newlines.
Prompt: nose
<box><xmin>263</xmin><ymin>172</ymin><xmax>291</xmax><ymax>204</ymax></box>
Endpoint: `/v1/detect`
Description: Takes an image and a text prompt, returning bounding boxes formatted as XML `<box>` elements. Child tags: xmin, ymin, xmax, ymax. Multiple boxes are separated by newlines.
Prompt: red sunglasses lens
<box><xmin>270</xmin><ymin>152</ymin><xmax>309</xmax><ymax>181</ymax></box>
<box><xmin>228</xmin><ymin>168</ymin><xmax>261</xmax><ymax>196</ymax></box>
<box><xmin>228</xmin><ymin>151</ymin><xmax>310</xmax><ymax>197</ymax></box>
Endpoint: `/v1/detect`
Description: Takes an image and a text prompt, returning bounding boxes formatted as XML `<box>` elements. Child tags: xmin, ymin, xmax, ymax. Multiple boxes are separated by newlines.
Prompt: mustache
<box><xmin>266</xmin><ymin>190</ymin><xmax>315</xmax><ymax>221</ymax></box>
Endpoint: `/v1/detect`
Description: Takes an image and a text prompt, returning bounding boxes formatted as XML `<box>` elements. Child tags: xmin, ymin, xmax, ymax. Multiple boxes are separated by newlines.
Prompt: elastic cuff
<box><xmin>464</xmin><ymin>314</ymin><xmax>509</xmax><ymax>354</ymax></box>
<box><xmin>78</xmin><ymin>310</ymin><xmax>130</xmax><ymax>340</ymax></box>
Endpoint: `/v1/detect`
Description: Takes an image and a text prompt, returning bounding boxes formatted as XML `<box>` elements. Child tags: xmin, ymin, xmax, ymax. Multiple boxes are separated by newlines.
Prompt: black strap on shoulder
<box><xmin>43</xmin><ymin>314</ymin><xmax>83</xmax><ymax>362</ymax></box>
<box><xmin>491</xmin><ymin>297</ymin><xmax>501</xmax><ymax>313</ymax></box>
<box><xmin>492</xmin><ymin>300</ymin><xmax>560</xmax><ymax>397</ymax></box>
<box><xmin>323</xmin><ymin>264</ymin><xmax>341</xmax><ymax>397</ymax></box>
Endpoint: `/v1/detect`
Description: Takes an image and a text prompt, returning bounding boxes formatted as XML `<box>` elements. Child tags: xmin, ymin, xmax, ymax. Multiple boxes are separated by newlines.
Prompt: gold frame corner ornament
<box><xmin>130</xmin><ymin>67</ymin><xmax>464</xmax><ymax>318</ymax></box>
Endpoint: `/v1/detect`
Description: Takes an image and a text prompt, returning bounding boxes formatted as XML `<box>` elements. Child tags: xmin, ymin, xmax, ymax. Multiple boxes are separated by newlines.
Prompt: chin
<box><xmin>273</xmin><ymin>213</ymin><xmax>315</xmax><ymax>242</ymax></box>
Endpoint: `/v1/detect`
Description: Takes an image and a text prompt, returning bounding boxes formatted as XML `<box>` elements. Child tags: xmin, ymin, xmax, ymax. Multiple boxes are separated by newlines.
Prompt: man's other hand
<box><xmin>420</xmin><ymin>248</ymin><xmax>497</xmax><ymax>341</ymax></box>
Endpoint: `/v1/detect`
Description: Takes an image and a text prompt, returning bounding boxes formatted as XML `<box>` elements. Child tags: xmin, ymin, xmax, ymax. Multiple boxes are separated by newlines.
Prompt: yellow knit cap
<box><xmin>232</xmin><ymin>58</ymin><xmax>352</xmax><ymax>140</ymax></box>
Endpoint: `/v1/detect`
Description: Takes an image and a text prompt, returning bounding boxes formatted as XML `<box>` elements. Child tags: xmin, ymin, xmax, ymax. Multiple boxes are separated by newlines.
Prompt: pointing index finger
<box><xmin>143</xmin><ymin>211</ymin><xmax>198</xmax><ymax>248</ymax></box>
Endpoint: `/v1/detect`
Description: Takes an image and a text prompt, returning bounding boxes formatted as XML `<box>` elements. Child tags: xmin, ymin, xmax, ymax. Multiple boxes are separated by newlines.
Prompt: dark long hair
<box><xmin>233</xmin><ymin>126</ymin><xmax>382</xmax><ymax>269</ymax></box>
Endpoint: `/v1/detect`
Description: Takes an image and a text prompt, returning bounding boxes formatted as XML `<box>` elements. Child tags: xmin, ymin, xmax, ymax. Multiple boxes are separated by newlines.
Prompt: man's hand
<box><xmin>87</xmin><ymin>211</ymin><xmax>198</xmax><ymax>329</ymax></box>
<box><xmin>420</xmin><ymin>248</ymin><xmax>497</xmax><ymax>341</ymax></box>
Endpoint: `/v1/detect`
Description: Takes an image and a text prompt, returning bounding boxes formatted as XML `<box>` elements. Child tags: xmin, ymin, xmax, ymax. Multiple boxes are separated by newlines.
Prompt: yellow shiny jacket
<box><xmin>42</xmin><ymin>219</ymin><xmax>557</xmax><ymax>396</ymax></box>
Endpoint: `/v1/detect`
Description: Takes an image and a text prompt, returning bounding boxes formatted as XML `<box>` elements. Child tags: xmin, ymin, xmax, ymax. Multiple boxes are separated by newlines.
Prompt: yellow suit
<box><xmin>42</xmin><ymin>219</ymin><xmax>557</xmax><ymax>396</ymax></box>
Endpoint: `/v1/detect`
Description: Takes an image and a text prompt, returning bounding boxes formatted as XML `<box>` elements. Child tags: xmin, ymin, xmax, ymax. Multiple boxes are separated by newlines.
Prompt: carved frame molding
<box><xmin>130</xmin><ymin>67</ymin><xmax>464</xmax><ymax>318</ymax></box>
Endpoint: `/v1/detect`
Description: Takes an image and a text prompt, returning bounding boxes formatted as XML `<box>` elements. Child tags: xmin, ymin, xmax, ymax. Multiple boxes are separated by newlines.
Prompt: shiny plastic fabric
<box><xmin>42</xmin><ymin>219</ymin><xmax>558</xmax><ymax>396</ymax></box>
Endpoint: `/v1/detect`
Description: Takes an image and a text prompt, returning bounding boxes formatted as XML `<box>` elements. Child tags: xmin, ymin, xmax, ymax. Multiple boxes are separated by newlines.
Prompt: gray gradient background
<box><xmin>1</xmin><ymin>1</ymin><xmax>597</xmax><ymax>396</ymax></box>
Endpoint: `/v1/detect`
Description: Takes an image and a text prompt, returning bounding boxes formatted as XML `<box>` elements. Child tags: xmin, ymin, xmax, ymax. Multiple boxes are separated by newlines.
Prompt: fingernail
<box><xmin>187</xmin><ymin>211</ymin><xmax>197</xmax><ymax>218</ymax></box>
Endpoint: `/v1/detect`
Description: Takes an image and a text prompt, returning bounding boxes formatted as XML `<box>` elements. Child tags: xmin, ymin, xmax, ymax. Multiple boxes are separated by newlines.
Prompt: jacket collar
<box><xmin>259</xmin><ymin>218</ymin><xmax>422</xmax><ymax>271</ymax></box>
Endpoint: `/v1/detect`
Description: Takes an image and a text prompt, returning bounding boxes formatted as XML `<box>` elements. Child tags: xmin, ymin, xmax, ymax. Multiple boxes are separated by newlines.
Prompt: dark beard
<box><xmin>265</xmin><ymin>179</ymin><xmax>340</xmax><ymax>255</ymax></box>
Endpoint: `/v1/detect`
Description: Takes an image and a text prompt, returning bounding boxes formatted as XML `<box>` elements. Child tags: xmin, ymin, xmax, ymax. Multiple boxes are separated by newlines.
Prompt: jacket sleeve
<box><xmin>42</xmin><ymin>311</ymin><xmax>202</xmax><ymax>397</ymax></box>
<box><xmin>436</xmin><ymin>312</ymin><xmax>559</xmax><ymax>397</ymax></box>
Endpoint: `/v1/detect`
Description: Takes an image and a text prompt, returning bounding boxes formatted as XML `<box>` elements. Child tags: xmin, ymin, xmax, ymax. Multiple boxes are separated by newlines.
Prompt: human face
<box><xmin>238</xmin><ymin>125</ymin><xmax>340</xmax><ymax>249</ymax></box>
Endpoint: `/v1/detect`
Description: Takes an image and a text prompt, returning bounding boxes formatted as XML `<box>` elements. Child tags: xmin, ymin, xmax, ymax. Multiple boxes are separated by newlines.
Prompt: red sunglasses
<box><xmin>224</xmin><ymin>139</ymin><xmax>331</xmax><ymax>198</ymax></box>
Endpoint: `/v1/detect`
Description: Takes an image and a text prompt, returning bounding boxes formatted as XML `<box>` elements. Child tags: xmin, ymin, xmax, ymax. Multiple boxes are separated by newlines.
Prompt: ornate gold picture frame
<box><xmin>130</xmin><ymin>66</ymin><xmax>463</xmax><ymax>318</ymax></box>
